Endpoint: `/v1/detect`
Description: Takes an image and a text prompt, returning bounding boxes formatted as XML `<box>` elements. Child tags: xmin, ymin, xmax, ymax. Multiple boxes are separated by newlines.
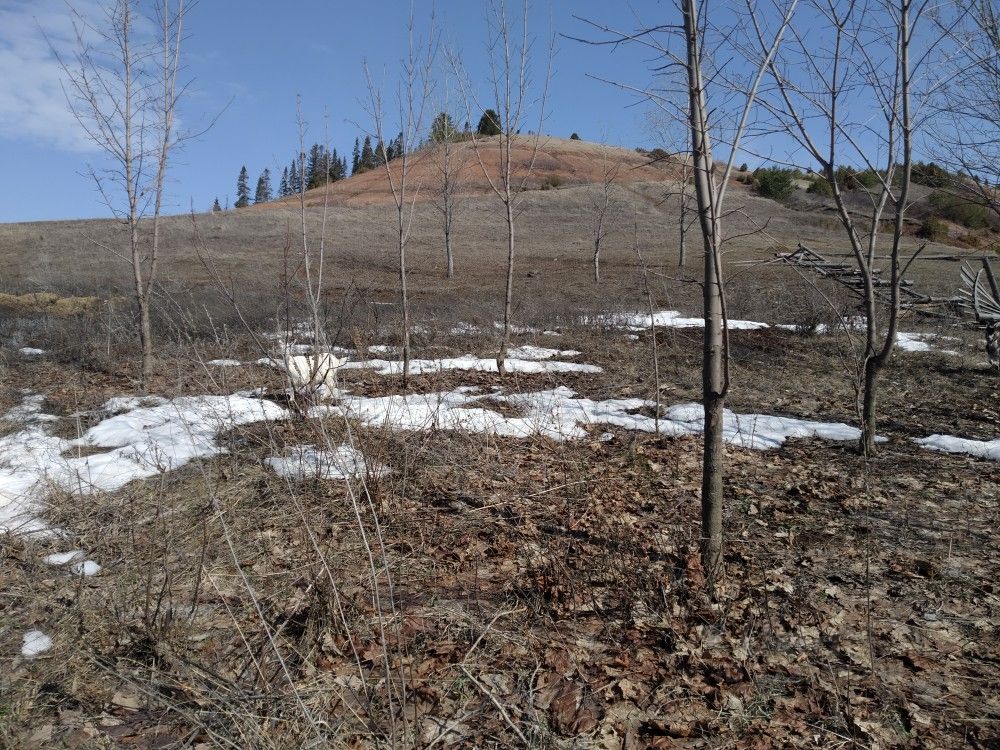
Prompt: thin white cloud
<box><xmin>0</xmin><ymin>0</ymin><xmax>112</xmax><ymax>151</ymax></box>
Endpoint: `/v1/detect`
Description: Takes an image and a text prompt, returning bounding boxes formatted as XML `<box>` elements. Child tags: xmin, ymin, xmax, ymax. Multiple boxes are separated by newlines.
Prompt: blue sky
<box><xmin>0</xmin><ymin>0</ymin><xmax>665</xmax><ymax>222</ymax></box>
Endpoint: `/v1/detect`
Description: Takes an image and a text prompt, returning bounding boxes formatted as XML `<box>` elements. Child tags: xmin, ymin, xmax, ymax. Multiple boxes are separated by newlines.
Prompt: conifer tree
<box><xmin>235</xmin><ymin>166</ymin><xmax>251</xmax><ymax>208</ymax></box>
<box><xmin>351</xmin><ymin>137</ymin><xmax>360</xmax><ymax>175</ymax></box>
<box><xmin>288</xmin><ymin>156</ymin><xmax>302</xmax><ymax>193</ymax></box>
<box><xmin>212</xmin><ymin>197</ymin><xmax>222</xmax><ymax>212</ymax></box>
<box><xmin>254</xmin><ymin>168</ymin><xmax>272</xmax><ymax>203</ymax></box>
<box><xmin>279</xmin><ymin>167</ymin><xmax>289</xmax><ymax>197</ymax></box>
<box><xmin>359</xmin><ymin>136</ymin><xmax>375</xmax><ymax>171</ymax></box>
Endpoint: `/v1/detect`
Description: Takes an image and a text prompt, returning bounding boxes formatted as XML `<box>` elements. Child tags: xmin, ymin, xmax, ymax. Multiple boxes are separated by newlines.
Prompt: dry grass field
<box><xmin>0</xmin><ymin>138</ymin><xmax>997</xmax><ymax>749</ymax></box>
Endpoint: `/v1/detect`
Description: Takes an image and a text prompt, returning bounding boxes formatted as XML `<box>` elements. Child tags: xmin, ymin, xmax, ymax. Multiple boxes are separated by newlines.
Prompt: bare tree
<box><xmin>432</xmin><ymin>78</ymin><xmax>461</xmax><ymax>278</ymax></box>
<box><xmin>362</xmin><ymin>11</ymin><xmax>437</xmax><ymax>389</ymax></box>
<box><xmin>749</xmin><ymin>0</ymin><xmax>946</xmax><ymax>453</ymax></box>
<box><xmin>452</xmin><ymin>0</ymin><xmax>553</xmax><ymax>374</ymax></box>
<box><xmin>59</xmin><ymin>0</ymin><xmax>188</xmax><ymax>389</ymax></box>
<box><xmin>575</xmin><ymin>0</ymin><xmax>797</xmax><ymax>585</ymax></box>
<box><xmin>933</xmin><ymin>0</ymin><xmax>1000</xmax><ymax>218</ymax></box>
<box><xmin>591</xmin><ymin>146</ymin><xmax>623</xmax><ymax>281</ymax></box>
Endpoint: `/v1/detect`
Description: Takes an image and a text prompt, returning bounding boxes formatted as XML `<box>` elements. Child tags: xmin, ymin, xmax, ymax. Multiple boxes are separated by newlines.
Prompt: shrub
<box><xmin>807</xmin><ymin>178</ymin><xmax>832</xmax><ymax>197</ymax></box>
<box><xmin>539</xmin><ymin>175</ymin><xmax>563</xmax><ymax>190</ymax></box>
<box><xmin>912</xmin><ymin>161</ymin><xmax>952</xmax><ymax>188</ymax></box>
<box><xmin>918</xmin><ymin>217</ymin><xmax>949</xmax><ymax>241</ymax></box>
<box><xmin>570</xmin><ymin>132</ymin><xmax>581</xmax><ymax>140</ymax></box>
<box><xmin>739</xmin><ymin>163</ymin><xmax>749</xmax><ymax>172</ymax></box>
<box><xmin>835</xmin><ymin>166</ymin><xmax>881</xmax><ymax>191</ymax></box>
<box><xmin>754</xmin><ymin>168</ymin><xmax>795</xmax><ymax>200</ymax></box>
<box><xmin>929</xmin><ymin>191</ymin><xmax>990</xmax><ymax>229</ymax></box>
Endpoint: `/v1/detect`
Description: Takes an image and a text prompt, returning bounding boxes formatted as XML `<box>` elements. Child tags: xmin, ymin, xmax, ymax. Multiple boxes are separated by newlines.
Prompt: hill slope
<box><xmin>264</xmin><ymin>135</ymin><xmax>681</xmax><ymax>209</ymax></box>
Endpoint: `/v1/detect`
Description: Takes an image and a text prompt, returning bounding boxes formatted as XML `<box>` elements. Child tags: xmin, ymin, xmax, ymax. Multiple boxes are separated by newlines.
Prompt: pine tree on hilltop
<box><xmin>235</xmin><ymin>166</ymin><xmax>251</xmax><ymax>208</ymax></box>
<box><xmin>351</xmin><ymin>137</ymin><xmax>360</xmax><ymax>175</ymax></box>
<box><xmin>254</xmin><ymin>168</ymin><xmax>272</xmax><ymax>203</ymax></box>
<box><xmin>288</xmin><ymin>157</ymin><xmax>302</xmax><ymax>194</ymax></box>
<box><xmin>212</xmin><ymin>197</ymin><xmax>222</xmax><ymax>212</ymax></box>
<box><xmin>477</xmin><ymin>109</ymin><xmax>501</xmax><ymax>136</ymax></box>
<box><xmin>431</xmin><ymin>111</ymin><xmax>457</xmax><ymax>142</ymax></box>
<box><xmin>359</xmin><ymin>136</ymin><xmax>375</xmax><ymax>172</ymax></box>
<box><xmin>279</xmin><ymin>167</ymin><xmax>289</xmax><ymax>197</ymax></box>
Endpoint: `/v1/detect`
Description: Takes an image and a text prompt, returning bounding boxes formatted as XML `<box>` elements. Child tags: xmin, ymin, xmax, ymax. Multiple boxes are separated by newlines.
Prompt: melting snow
<box><xmin>266</xmin><ymin>444</ymin><xmax>385</xmax><ymax>480</ymax></box>
<box><xmin>323</xmin><ymin>385</ymin><xmax>865</xmax><ymax>448</ymax></box>
<box><xmin>21</xmin><ymin>630</ymin><xmax>52</xmax><ymax>657</ymax></box>
<box><xmin>343</xmin><ymin>355</ymin><xmax>601</xmax><ymax>376</ymax></box>
<box><xmin>598</xmin><ymin>310</ymin><xmax>770</xmax><ymax>331</ymax></box>
<box><xmin>207</xmin><ymin>359</ymin><xmax>242</xmax><ymax>367</ymax></box>
<box><xmin>506</xmin><ymin>345</ymin><xmax>581</xmax><ymax>360</ymax></box>
<box><xmin>19</xmin><ymin>347</ymin><xmax>46</xmax><ymax>356</ymax></box>
<box><xmin>0</xmin><ymin>393</ymin><xmax>288</xmax><ymax>534</ymax></box>
<box><xmin>43</xmin><ymin>550</ymin><xmax>85</xmax><ymax>566</ymax></box>
<box><xmin>913</xmin><ymin>434</ymin><xmax>1000</xmax><ymax>461</ymax></box>
<box><xmin>71</xmin><ymin>560</ymin><xmax>101</xmax><ymax>576</ymax></box>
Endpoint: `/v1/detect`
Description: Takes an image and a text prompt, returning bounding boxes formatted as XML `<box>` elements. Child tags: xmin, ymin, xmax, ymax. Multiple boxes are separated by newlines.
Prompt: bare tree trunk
<box><xmin>679</xmin><ymin>182</ymin><xmax>689</xmax><ymax>267</ymax></box>
<box><xmin>498</xmin><ymin>198</ymin><xmax>515</xmax><ymax>374</ymax></box>
<box><xmin>444</xmin><ymin>205</ymin><xmax>455</xmax><ymax>278</ymax></box>
<box><xmin>399</xmin><ymin>209</ymin><xmax>411</xmax><ymax>386</ymax></box>
<box><xmin>593</xmin><ymin>238</ymin><xmax>602</xmax><ymax>282</ymax></box>
<box><xmin>682</xmin><ymin>0</ymin><xmax>727</xmax><ymax>583</ymax></box>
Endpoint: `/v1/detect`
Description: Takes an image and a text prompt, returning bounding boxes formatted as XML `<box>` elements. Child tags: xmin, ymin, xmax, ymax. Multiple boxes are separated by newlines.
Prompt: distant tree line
<box><xmin>220</xmin><ymin>108</ymin><xmax>511</xmax><ymax>209</ymax></box>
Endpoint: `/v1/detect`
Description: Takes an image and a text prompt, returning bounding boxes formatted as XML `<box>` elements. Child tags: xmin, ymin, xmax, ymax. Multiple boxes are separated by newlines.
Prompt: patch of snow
<box><xmin>71</xmin><ymin>560</ymin><xmax>101</xmax><ymax>576</ymax></box>
<box><xmin>913</xmin><ymin>434</ymin><xmax>1000</xmax><ymax>461</ymax></box>
<box><xmin>19</xmin><ymin>347</ymin><xmax>46</xmax><ymax>356</ymax></box>
<box><xmin>102</xmin><ymin>395</ymin><xmax>169</xmax><ymax>414</ymax></box>
<box><xmin>21</xmin><ymin>630</ymin><xmax>52</xmax><ymax>657</ymax></box>
<box><xmin>3</xmin><ymin>394</ymin><xmax>58</xmax><ymax>425</ymax></box>
<box><xmin>0</xmin><ymin>393</ymin><xmax>288</xmax><ymax>535</ymax></box>
<box><xmin>368</xmin><ymin>345</ymin><xmax>398</xmax><ymax>355</ymax></box>
<box><xmin>326</xmin><ymin>385</ymin><xmax>867</xmax><ymax>449</ymax></box>
<box><xmin>598</xmin><ymin>310</ymin><xmax>770</xmax><ymax>332</ymax></box>
<box><xmin>343</xmin><ymin>355</ymin><xmax>601</xmax><ymax>376</ymax></box>
<box><xmin>506</xmin><ymin>346</ymin><xmax>581</xmax><ymax>360</ymax></box>
<box><xmin>896</xmin><ymin>332</ymin><xmax>959</xmax><ymax>355</ymax></box>
<box><xmin>43</xmin><ymin>550</ymin><xmax>85</xmax><ymax>566</ymax></box>
<box><xmin>266</xmin><ymin>444</ymin><xmax>386</xmax><ymax>480</ymax></box>
<box><xmin>207</xmin><ymin>359</ymin><xmax>242</xmax><ymax>367</ymax></box>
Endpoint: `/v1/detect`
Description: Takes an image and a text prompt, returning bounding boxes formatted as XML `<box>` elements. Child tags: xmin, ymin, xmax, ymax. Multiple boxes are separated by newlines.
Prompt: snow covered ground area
<box><xmin>266</xmin><ymin>443</ymin><xmax>386</xmax><ymax>480</ymax></box>
<box><xmin>596</xmin><ymin>310</ymin><xmax>771</xmax><ymax>331</ymax></box>
<box><xmin>0</xmin><ymin>393</ymin><xmax>288</xmax><ymax>534</ymax></box>
<box><xmin>316</xmin><ymin>385</ymin><xmax>868</xmax><ymax>449</ymax></box>
<box><xmin>913</xmin><ymin>434</ymin><xmax>1000</xmax><ymax>461</ymax></box>
<box><xmin>342</xmin><ymin>354</ymin><xmax>602</xmax><ymax>376</ymax></box>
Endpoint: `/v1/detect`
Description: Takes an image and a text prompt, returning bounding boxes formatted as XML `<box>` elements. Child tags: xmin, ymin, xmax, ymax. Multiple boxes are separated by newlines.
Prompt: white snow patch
<box><xmin>21</xmin><ymin>630</ymin><xmax>52</xmax><ymax>657</ymax></box>
<box><xmin>102</xmin><ymin>395</ymin><xmax>169</xmax><ymax>414</ymax></box>
<box><xmin>368</xmin><ymin>345</ymin><xmax>398</xmax><ymax>355</ymax></box>
<box><xmin>896</xmin><ymin>332</ymin><xmax>959</xmax><ymax>355</ymax></box>
<box><xmin>0</xmin><ymin>393</ymin><xmax>288</xmax><ymax>535</ymax></box>
<box><xmin>43</xmin><ymin>550</ymin><xmax>85</xmax><ymax>566</ymax></box>
<box><xmin>325</xmin><ymin>385</ymin><xmax>867</xmax><ymax>449</ymax></box>
<box><xmin>506</xmin><ymin>346</ymin><xmax>581</xmax><ymax>360</ymax></box>
<box><xmin>343</xmin><ymin>355</ymin><xmax>601</xmax><ymax>376</ymax></box>
<box><xmin>913</xmin><ymin>434</ymin><xmax>1000</xmax><ymax>461</ymax></box>
<box><xmin>598</xmin><ymin>310</ymin><xmax>769</xmax><ymax>331</ymax></box>
<box><xmin>71</xmin><ymin>560</ymin><xmax>101</xmax><ymax>576</ymax></box>
<box><xmin>19</xmin><ymin>347</ymin><xmax>46</xmax><ymax>356</ymax></box>
<box><xmin>266</xmin><ymin>444</ymin><xmax>385</xmax><ymax>480</ymax></box>
<box><xmin>207</xmin><ymin>359</ymin><xmax>242</xmax><ymax>367</ymax></box>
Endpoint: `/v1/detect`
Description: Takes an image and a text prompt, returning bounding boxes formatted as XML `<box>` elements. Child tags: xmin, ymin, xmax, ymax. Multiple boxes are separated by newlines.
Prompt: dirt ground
<box><xmin>0</xmin><ymin>306</ymin><xmax>997</xmax><ymax>748</ymax></box>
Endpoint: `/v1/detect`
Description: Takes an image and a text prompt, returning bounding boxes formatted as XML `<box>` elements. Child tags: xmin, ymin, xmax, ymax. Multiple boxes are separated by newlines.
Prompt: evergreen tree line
<box><xmin>216</xmin><ymin>109</ymin><xmax>509</xmax><ymax>211</ymax></box>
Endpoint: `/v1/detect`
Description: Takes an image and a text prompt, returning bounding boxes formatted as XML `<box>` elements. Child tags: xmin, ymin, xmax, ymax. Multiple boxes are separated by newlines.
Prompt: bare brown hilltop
<box><xmin>261</xmin><ymin>135</ymin><xmax>681</xmax><ymax>209</ymax></box>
